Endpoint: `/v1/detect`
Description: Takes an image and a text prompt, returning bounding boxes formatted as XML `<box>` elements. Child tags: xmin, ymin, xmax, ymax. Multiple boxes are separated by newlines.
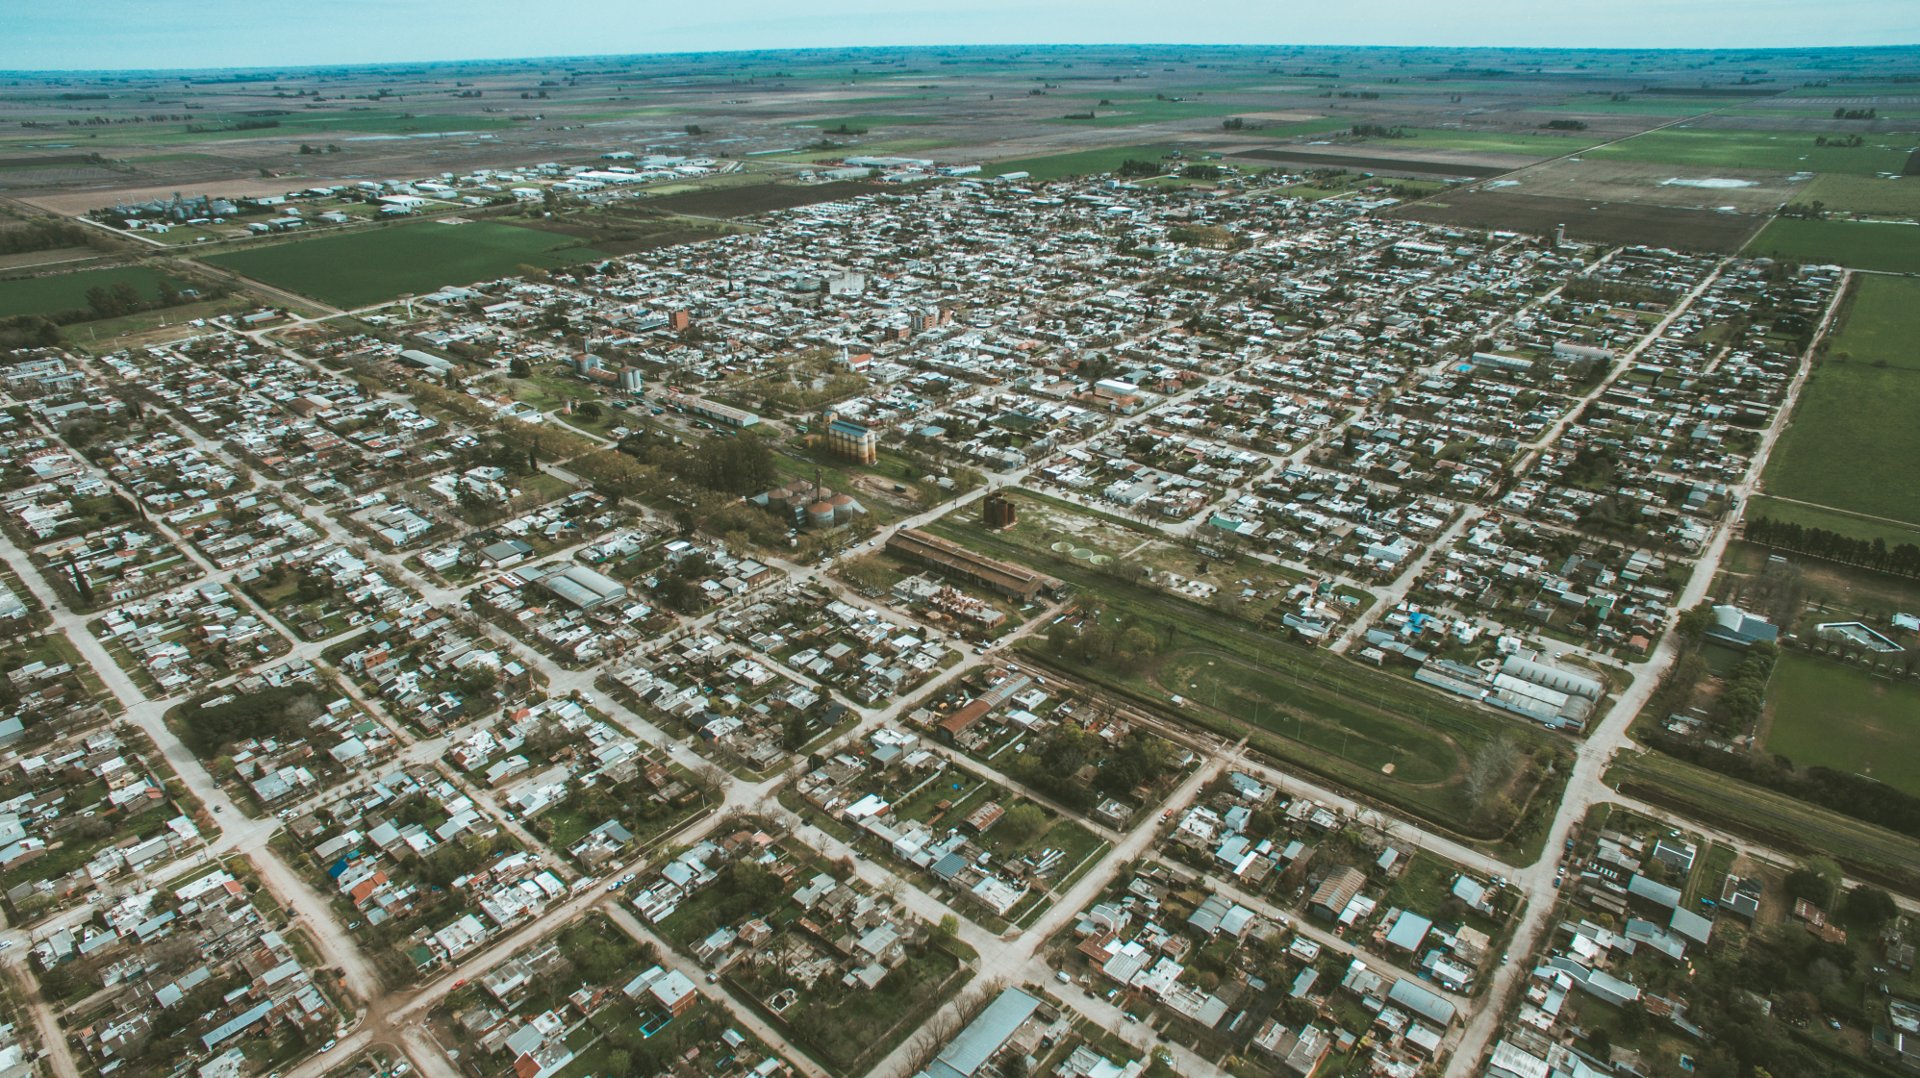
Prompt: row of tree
<box><xmin>1642</xmin><ymin>726</ymin><xmax>1920</xmax><ymax>837</ymax></box>
<box><xmin>1744</xmin><ymin>515</ymin><xmax>1920</xmax><ymax>577</ymax></box>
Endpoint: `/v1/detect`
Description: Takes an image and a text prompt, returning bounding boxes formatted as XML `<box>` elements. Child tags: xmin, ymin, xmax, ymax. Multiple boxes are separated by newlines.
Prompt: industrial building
<box><xmin>824</xmin><ymin>413</ymin><xmax>879</xmax><ymax>465</ymax></box>
<box><xmin>531</xmin><ymin>564</ymin><xmax>628</xmax><ymax>611</ymax></box>
<box><xmin>886</xmin><ymin>529</ymin><xmax>1061</xmax><ymax>602</ymax></box>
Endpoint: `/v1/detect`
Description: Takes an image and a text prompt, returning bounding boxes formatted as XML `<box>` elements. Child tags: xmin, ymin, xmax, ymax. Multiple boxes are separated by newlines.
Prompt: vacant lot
<box><xmin>1396</xmin><ymin>190</ymin><xmax>1764</xmax><ymax>252</ymax></box>
<box><xmin>1745</xmin><ymin>218</ymin><xmax>1920</xmax><ymax>273</ymax></box>
<box><xmin>1763</xmin><ymin>276</ymin><xmax>1920</xmax><ymax>526</ymax></box>
<box><xmin>987</xmin><ymin>144</ymin><xmax>1186</xmax><ymax>180</ymax></box>
<box><xmin>203</xmin><ymin>221</ymin><xmax>602</xmax><ymax>308</ymax></box>
<box><xmin>1586</xmin><ymin>126</ymin><xmax>1918</xmax><ymax>176</ymax></box>
<box><xmin>1766</xmin><ymin>653</ymin><xmax>1920</xmax><ymax>796</ymax></box>
<box><xmin>639</xmin><ymin>180</ymin><xmax>875</xmax><ymax>218</ymax></box>
<box><xmin>0</xmin><ymin>263</ymin><xmax>179</xmax><ymax>319</ymax></box>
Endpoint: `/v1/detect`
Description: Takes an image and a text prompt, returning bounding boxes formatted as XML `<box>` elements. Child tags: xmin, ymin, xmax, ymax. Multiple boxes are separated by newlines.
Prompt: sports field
<box><xmin>1745</xmin><ymin>218</ymin><xmax>1920</xmax><ymax>273</ymax></box>
<box><xmin>0</xmin><ymin>264</ymin><xmax>179</xmax><ymax>319</ymax></box>
<box><xmin>987</xmin><ymin>144</ymin><xmax>1186</xmax><ymax>180</ymax></box>
<box><xmin>1763</xmin><ymin>275</ymin><xmax>1920</xmax><ymax>527</ymax></box>
<box><xmin>1585</xmin><ymin>126</ymin><xmax>1918</xmax><ymax>176</ymax></box>
<box><xmin>202</xmin><ymin>221</ymin><xmax>603</xmax><ymax>308</ymax></box>
<box><xmin>1766</xmin><ymin>653</ymin><xmax>1920</xmax><ymax>796</ymax></box>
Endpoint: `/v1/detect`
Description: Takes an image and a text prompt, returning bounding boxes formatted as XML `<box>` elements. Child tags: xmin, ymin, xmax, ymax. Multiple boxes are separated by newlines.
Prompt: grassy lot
<box><xmin>1764</xmin><ymin>652</ymin><xmax>1920</xmax><ymax>796</ymax></box>
<box><xmin>1586</xmin><ymin>126</ymin><xmax>1917</xmax><ymax>176</ymax></box>
<box><xmin>1762</xmin><ymin>278</ymin><xmax>1920</xmax><ymax>527</ymax></box>
<box><xmin>1744</xmin><ymin>218</ymin><xmax>1920</xmax><ymax>273</ymax></box>
<box><xmin>0</xmin><ymin>263</ymin><xmax>182</xmax><ymax>319</ymax></box>
<box><xmin>986</xmin><ymin>144</ymin><xmax>1187</xmax><ymax>180</ymax></box>
<box><xmin>1798</xmin><ymin>173</ymin><xmax>1920</xmax><ymax>221</ymax></box>
<box><xmin>789</xmin><ymin>114</ymin><xmax>941</xmax><ymax>130</ymax></box>
<box><xmin>202</xmin><ymin>220</ymin><xmax>603</xmax><ymax>308</ymax></box>
<box><xmin>1744</xmin><ymin>496</ymin><xmax>1920</xmax><ymax>548</ymax></box>
<box><xmin>1608</xmin><ymin>750</ymin><xmax>1920</xmax><ymax>895</ymax></box>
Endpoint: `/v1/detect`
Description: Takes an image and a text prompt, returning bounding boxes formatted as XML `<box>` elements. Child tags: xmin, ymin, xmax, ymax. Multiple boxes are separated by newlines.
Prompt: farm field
<box><xmin>1797</xmin><ymin>172</ymin><xmax>1920</xmax><ymax>220</ymax></box>
<box><xmin>0</xmin><ymin>263</ymin><xmax>180</xmax><ymax>319</ymax></box>
<box><xmin>1765</xmin><ymin>653</ymin><xmax>1920</xmax><ymax>796</ymax></box>
<box><xmin>1396</xmin><ymin>189</ymin><xmax>1764</xmax><ymax>251</ymax></box>
<box><xmin>1744</xmin><ymin>217</ymin><xmax>1920</xmax><ymax>273</ymax></box>
<box><xmin>1762</xmin><ymin>275</ymin><xmax>1920</xmax><ymax>527</ymax></box>
<box><xmin>986</xmin><ymin>143</ymin><xmax>1187</xmax><ymax>179</ymax></box>
<box><xmin>201</xmin><ymin>220</ymin><xmax>603</xmax><ymax>308</ymax></box>
<box><xmin>1585</xmin><ymin>125</ymin><xmax>1919</xmax><ymax>176</ymax></box>
<box><xmin>1357</xmin><ymin>126</ymin><xmax>1606</xmax><ymax>157</ymax></box>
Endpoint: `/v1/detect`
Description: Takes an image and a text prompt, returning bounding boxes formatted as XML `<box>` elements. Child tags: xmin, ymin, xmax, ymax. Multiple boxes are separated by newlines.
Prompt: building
<box><xmin>534</xmin><ymin>564</ymin><xmax>628</xmax><ymax>611</ymax></box>
<box><xmin>666</xmin><ymin>391</ymin><xmax>759</xmax><ymax>429</ymax></box>
<box><xmin>1705</xmin><ymin>604</ymin><xmax>1779</xmax><ymax>649</ymax></box>
<box><xmin>824</xmin><ymin>413</ymin><xmax>879</xmax><ymax>465</ymax></box>
<box><xmin>918</xmin><ymin>987</ymin><xmax>1043</xmax><ymax>1078</ymax></box>
<box><xmin>887</xmin><ymin>529</ymin><xmax>1061</xmax><ymax>602</ymax></box>
<box><xmin>1307</xmin><ymin>866</ymin><xmax>1366</xmax><ymax>921</ymax></box>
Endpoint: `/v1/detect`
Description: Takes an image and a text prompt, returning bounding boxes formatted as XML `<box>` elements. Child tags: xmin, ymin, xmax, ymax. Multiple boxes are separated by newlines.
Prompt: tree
<box><xmin>994</xmin><ymin>804</ymin><xmax>1047</xmax><ymax>845</ymax></box>
<box><xmin>508</xmin><ymin>357</ymin><xmax>532</xmax><ymax>378</ymax></box>
<box><xmin>1840</xmin><ymin>885</ymin><xmax>1898</xmax><ymax>932</ymax></box>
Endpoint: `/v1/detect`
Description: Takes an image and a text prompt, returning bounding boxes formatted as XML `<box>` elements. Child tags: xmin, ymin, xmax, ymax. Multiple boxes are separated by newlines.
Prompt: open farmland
<box><xmin>1797</xmin><ymin>172</ymin><xmax>1920</xmax><ymax>219</ymax></box>
<box><xmin>1744</xmin><ymin>217</ymin><xmax>1920</xmax><ymax>273</ymax></box>
<box><xmin>1229</xmin><ymin>146</ymin><xmax>1517</xmax><ymax>178</ymax></box>
<box><xmin>1762</xmin><ymin>274</ymin><xmax>1920</xmax><ymax>527</ymax></box>
<box><xmin>1585</xmin><ymin>124</ymin><xmax>1920</xmax><ymax>176</ymax></box>
<box><xmin>1764</xmin><ymin>653</ymin><xmax>1920</xmax><ymax>797</ymax></box>
<box><xmin>0</xmin><ymin>263</ymin><xmax>180</xmax><ymax>319</ymax></box>
<box><xmin>201</xmin><ymin>220</ymin><xmax>603</xmax><ymax>308</ymax></box>
<box><xmin>1394</xmin><ymin>189</ymin><xmax>1765</xmax><ymax>251</ymax></box>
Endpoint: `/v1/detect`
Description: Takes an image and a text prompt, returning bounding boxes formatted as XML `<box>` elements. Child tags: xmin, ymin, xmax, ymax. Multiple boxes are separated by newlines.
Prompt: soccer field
<box><xmin>203</xmin><ymin>220</ymin><xmax>602</xmax><ymax>308</ymax></box>
<box><xmin>1766</xmin><ymin>652</ymin><xmax>1920</xmax><ymax>797</ymax></box>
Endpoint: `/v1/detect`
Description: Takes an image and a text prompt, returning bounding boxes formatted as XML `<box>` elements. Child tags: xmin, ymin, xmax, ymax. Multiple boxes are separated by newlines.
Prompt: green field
<box><xmin>0</xmin><ymin>264</ymin><xmax>180</xmax><ymax>319</ymax></box>
<box><xmin>1766</xmin><ymin>653</ymin><xmax>1920</xmax><ymax>796</ymax></box>
<box><xmin>790</xmin><ymin>113</ymin><xmax>941</xmax><ymax>130</ymax></box>
<box><xmin>203</xmin><ymin>221</ymin><xmax>603</xmax><ymax>308</ymax></box>
<box><xmin>1745</xmin><ymin>218</ymin><xmax>1920</xmax><ymax>273</ymax></box>
<box><xmin>1365</xmin><ymin>126</ymin><xmax>1603</xmax><ymax>157</ymax></box>
<box><xmin>1797</xmin><ymin>173</ymin><xmax>1920</xmax><ymax>220</ymax></box>
<box><xmin>1763</xmin><ymin>275</ymin><xmax>1920</xmax><ymax>527</ymax></box>
<box><xmin>1050</xmin><ymin>95</ymin><xmax>1255</xmax><ymax>127</ymax></box>
<box><xmin>1745</xmin><ymin>495</ymin><xmax>1920</xmax><ymax>548</ymax></box>
<box><xmin>1586</xmin><ymin>126</ymin><xmax>1918</xmax><ymax>176</ymax></box>
<box><xmin>987</xmin><ymin>144</ymin><xmax>1187</xmax><ymax>180</ymax></box>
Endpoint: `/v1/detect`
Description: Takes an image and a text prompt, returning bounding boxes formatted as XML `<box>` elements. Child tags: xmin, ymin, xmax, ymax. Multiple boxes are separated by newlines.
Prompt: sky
<box><xmin>3</xmin><ymin>0</ymin><xmax>1917</xmax><ymax>71</ymax></box>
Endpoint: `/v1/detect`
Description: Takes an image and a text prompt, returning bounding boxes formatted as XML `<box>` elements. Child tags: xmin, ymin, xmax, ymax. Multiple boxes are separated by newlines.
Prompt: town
<box><xmin>1</xmin><ymin>37</ymin><xmax>1919</xmax><ymax>1078</ymax></box>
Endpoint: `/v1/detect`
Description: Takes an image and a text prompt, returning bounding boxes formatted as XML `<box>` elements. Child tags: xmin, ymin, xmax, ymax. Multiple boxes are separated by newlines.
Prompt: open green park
<box><xmin>0</xmin><ymin>263</ymin><xmax>181</xmax><ymax>319</ymax></box>
<box><xmin>202</xmin><ymin>220</ymin><xmax>603</xmax><ymax>308</ymax></box>
<box><xmin>1745</xmin><ymin>217</ymin><xmax>1920</xmax><ymax>273</ymax></box>
<box><xmin>1761</xmin><ymin>274</ymin><xmax>1920</xmax><ymax>529</ymax></box>
<box><xmin>1764</xmin><ymin>652</ymin><xmax>1920</xmax><ymax>797</ymax></box>
<box><xmin>925</xmin><ymin>490</ymin><xmax>1568</xmax><ymax>859</ymax></box>
<box><xmin>1585</xmin><ymin>125</ymin><xmax>1919</xmax><ymax>175</ymax></box>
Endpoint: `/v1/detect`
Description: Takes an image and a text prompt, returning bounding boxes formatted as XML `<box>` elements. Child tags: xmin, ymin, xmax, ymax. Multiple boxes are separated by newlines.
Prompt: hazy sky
<box><xmin>5</xmin><ymin>0</ymin><xmax>1916</xmax><ymax>71</ymax></box>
